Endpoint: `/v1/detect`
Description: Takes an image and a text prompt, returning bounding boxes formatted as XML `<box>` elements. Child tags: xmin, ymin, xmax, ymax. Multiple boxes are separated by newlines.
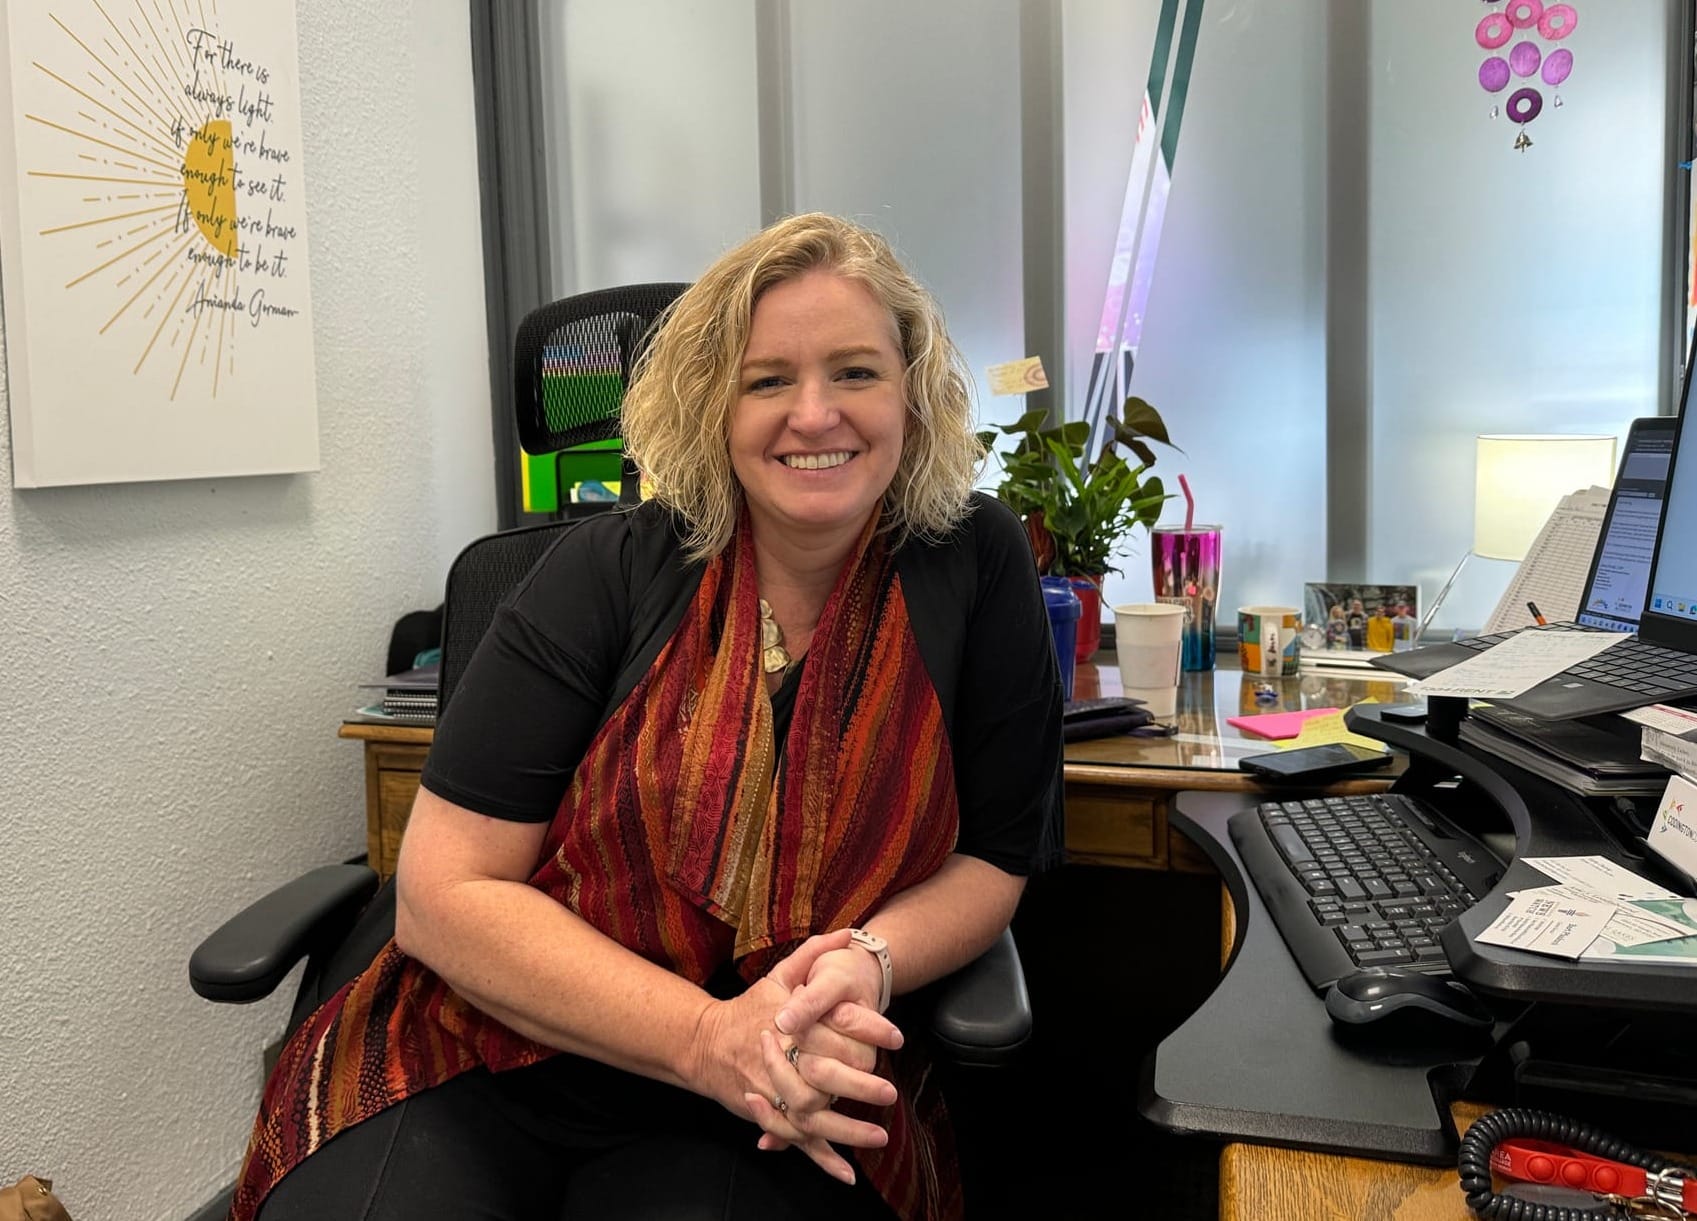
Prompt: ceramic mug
<box><xmin>1238</xmin><ymin>605</ymin><xmax>1302</xmax><ymax>677</ymax></box>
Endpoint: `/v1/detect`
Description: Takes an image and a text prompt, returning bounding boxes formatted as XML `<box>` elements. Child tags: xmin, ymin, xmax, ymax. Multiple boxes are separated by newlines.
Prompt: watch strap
<box><xmin>848</xmin><ymin>929</ymin><xmax>892</xmax><ymax>1013</ymax></box>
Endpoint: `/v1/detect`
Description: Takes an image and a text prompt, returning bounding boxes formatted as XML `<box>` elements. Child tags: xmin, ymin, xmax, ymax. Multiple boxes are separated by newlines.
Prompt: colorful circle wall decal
<box><xmin>1538</xmin><ymin>4</ymin><xmax>1577</xmax><ymax>39</ymax></box>
<box><xmin>1477</xmin><ymin>13</ymin><xmax>1512</xmax><ymax>49</ymax></box>
<box><xmin>1507</xmin><ymin>0</ymin><xmax>1544</xmax><ymax>29</ymax></box>
<box><xmin>1475</xmin><ymin>1</ymin><xmax>1575</xmax><ymax>150</ymax></box>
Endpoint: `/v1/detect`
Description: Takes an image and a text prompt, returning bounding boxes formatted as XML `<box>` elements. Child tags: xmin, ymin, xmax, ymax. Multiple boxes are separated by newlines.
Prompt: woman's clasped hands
<box><xmin>686</xmin><ymin>929</ymin><xmax>903</xmax><ymax>1185</ymax></box>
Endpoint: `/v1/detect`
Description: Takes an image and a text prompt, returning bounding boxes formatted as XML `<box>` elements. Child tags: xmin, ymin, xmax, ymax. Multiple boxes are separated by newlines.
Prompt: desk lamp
<box><xmin>1415</xmin><ymin>433</ymin><xmax>1617</xmax><ymax>643</ymax></box>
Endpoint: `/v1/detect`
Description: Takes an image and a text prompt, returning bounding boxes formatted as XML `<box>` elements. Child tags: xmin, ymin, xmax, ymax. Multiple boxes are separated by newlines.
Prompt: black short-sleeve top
<box><xmin>421</xmin><ymin>492</ymin><xmax>1065</xmax><ymax>876</ymax></box>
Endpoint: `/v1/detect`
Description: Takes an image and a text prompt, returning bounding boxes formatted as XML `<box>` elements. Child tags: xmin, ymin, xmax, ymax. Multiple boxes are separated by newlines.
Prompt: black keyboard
<box><xmin>1228</xmin><ymin>793</ymin><xmax>1506</xmax><ymax>991</ymax></box>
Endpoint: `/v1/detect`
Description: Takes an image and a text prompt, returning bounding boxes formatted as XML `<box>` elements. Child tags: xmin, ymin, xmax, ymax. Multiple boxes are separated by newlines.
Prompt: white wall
<box><xmin>0</xmin><ymin>2</ymin><xmax>496</xmax><ymax>1216</ymax></box>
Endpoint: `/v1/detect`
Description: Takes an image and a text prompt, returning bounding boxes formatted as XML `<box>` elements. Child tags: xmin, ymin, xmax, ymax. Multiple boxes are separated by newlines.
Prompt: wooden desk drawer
<box><xmin>1066</xmin><ymin>782</ymin><xmax>1162</xmax><ymax>867</ymax></box>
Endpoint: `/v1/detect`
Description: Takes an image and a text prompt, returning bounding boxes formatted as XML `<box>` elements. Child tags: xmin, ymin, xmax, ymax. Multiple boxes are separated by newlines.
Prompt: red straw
<box><xmin>1178</xmin><ymin>473</ymin><xmax>1196</xmax><ymax>533</ymax></box>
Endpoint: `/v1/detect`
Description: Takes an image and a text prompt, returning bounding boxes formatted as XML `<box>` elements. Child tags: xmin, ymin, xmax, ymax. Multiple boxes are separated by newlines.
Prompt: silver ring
<box><xmin>773</xmin><ymin>1093</ymin><xmax>789</xmax><ymax>1115</ymax></box>
<box><xmin>785</xmin><ymin>1044</ymin><xmax>802</xmax><ymax>1070</ymax></box>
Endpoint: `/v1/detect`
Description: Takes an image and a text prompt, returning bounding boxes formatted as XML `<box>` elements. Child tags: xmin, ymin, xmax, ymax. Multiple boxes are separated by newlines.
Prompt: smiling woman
<box><xmin>234</xmin><ymin>213</ymin><xmax>1064</xmax><ymax>1221</ymax></box>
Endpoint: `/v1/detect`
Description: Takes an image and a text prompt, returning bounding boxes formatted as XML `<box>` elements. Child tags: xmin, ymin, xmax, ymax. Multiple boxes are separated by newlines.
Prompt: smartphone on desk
<box><xmin>1238</xmin><ymin>743</ymin><xmax>1393</xmax><ymax>783</ymax></box>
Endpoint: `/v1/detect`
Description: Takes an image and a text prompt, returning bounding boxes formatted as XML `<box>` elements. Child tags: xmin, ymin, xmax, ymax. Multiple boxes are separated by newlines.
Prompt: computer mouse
<box><xmin>1324</xmin><ymin>967</ymin><xmax>1494</xmax><ymax>1037</ymax></box>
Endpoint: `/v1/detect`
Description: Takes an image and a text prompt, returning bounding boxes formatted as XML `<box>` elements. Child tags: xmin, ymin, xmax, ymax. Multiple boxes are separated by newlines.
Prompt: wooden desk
<box><xmin>340</xmin><ymin>656</ymin><xmax>1407</xmax><ymax>880</ymax></box>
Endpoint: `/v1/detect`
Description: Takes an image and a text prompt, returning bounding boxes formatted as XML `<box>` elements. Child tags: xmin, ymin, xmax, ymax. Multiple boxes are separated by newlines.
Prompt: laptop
<box><xmin>1375</xmin><ymin>404</ymin><xmax>1697</xmax><ymax>718</ymax></box>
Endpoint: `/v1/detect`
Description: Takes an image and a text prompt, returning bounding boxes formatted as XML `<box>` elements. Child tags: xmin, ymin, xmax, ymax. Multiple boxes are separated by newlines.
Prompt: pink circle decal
<box><xmin>1539</xmin><ymin>3</ymin><xmax>1577</xmax><ymax>39</ymax></box>
<box><xmin>1509</xmin><ymin>41</ymin><xmax>1542</xmax><ymax>78</ymax></box>
<box><xmin>1476</xmin><ymin>13</ymin><xmax>1512</xmax><ymax>49</ymax></box>
<box><xmin>1542</xmin><ymin>48</ymin><xmax>1573</xmax><ymax>86</ymax></box>
<box><xmin>1507</xmin><ymin>0</ymin><xmax>1544</xmax><ymax>29</ymax></box>
<box><xmin>1507</xmin><ymin>87</ymin><xmax>1543</xmax><ymax>124</ymax></box>
<box><xmin>1479</xmin><ymin>57</ymin><xmax>1511</xmax><ymax>92</ymax></box>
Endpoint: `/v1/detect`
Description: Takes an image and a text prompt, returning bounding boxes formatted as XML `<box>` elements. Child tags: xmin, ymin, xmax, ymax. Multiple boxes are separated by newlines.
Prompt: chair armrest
<box><xmin>927</xmin><ymin>928</ymin><xmax>1032</xmax><ymax>1067</ymax></box>
<box><xmin>190</xmin><ymin>865</ymin><xmax>379</xmax><ymax>1004</ymax></box>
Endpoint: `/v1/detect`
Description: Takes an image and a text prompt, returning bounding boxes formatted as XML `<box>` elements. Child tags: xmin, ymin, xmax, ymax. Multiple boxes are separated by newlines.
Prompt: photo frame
<box><xmin>1302</xmin><ymin>582</ymin><xmax>1421</xmax><ymax>654</ymax></box>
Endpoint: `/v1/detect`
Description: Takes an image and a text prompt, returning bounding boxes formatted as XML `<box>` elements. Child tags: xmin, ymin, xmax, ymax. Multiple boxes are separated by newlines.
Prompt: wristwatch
<box><xmin>848</xmin><ymin>929</ymin><xmax>893</xmax><ymax>1013</ymax></box>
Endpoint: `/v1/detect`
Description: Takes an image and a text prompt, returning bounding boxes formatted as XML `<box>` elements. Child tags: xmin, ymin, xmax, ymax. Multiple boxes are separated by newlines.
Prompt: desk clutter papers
<box><xmin>1623</xmin><ymin>704</ymin><xmax>1697</xmax><ymax>782</ymax></box>
<box><xmin>1225</xmin><ymin>705</ymin><xmax>1388</xmax><ymax>752</ymax></box>
<box><xmin>1483</xmin><ymin>486</ymin><xmax>1610</xmax><ymax>635</ymax></box>
<box><xmin>1273</xmin><ymin>705</ymin><xmax>1387</xmax><ymax>753</ymax></box>
<box><xmin>1476</xmin><ymin>854</ymin><xmax>1697</xmax><ymax>964</ymax></box>
<box><xmin>1226</xmin><ymin>707</ymin><xmax>1338</xmax><ymax>740</ymax></box>
<box><xmin>1646</xmin><ymin>774</ymin><xmax>1697</xmax><ymax>884</ymax></box>
<box><xmin>1404</xmin><ymin>629</ymin><xmax>1628</xmax><ymax>700</ymax></box>
<box><xmin>352</xmin><ymin>661</ymin><xmax>439</xmax><ymax>725</ymax></box>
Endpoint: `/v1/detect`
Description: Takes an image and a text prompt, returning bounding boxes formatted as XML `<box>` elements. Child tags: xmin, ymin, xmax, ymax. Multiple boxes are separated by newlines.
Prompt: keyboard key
<box><xmin>1270</xmin><ymin>825</ymin><xmax>1313</xmax><ymax>866</ymax></box>
<box><xmin>1413</xmin><ymin>943</ymin><xmax>1447</xmax><ymax>961</ymax></box>
<box><xmin>1355</xmin><ymin>948</ymin><xmax>1416</xmax><ymax>967</ymax></box>
<box><xmin>1364</xmin><ymin>878</ymin><xmax>1393</xmax><ymax>900</ymax></box>
<box><xmin>1337</xmin><ymin>925</ymin><xmax>1372</xmax><ymax>944</ymax></box>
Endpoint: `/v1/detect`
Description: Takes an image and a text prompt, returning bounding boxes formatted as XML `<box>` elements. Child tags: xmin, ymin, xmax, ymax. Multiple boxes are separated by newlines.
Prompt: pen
<box><xmin>1527</xmin><ymin>601</ymin><xmax>1548</xmax><ymax>626</ymax></box>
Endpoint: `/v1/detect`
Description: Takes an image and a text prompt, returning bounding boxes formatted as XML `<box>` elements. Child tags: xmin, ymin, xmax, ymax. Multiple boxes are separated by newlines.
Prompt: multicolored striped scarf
<box><xmin>232</xmin><ymin>515</ymin><xmax>964</xmax><ymax>1221</ymax></box>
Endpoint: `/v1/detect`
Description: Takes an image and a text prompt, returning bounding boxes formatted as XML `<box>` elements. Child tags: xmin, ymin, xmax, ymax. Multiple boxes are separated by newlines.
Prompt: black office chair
<box><xmin>514</xmin><ymin>282</ymin><xmax>689</xmax><ymax>508</ymax></box>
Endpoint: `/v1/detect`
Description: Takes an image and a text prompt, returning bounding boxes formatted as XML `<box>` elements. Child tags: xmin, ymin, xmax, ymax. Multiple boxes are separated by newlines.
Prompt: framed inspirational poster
<box><xmin>0</xmin><ymin>0</ymin><xmax>318</xmax><ymax>487</ymax></box>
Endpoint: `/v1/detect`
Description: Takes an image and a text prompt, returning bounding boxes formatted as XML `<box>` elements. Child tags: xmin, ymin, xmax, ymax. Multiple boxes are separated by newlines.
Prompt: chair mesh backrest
<box><xmin>513</xmin><ymin>283</ymin><xmax>689</xmax><ymax>456</ymax></box>
<box><xmin>438</xmin><ymin>522</ymin><xmax>574</xmax><ymax>714</ymax></box>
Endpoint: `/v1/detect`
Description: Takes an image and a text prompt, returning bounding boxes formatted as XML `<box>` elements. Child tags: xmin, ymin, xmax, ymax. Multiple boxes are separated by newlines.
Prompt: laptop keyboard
<box><xmin>1566</xmin><ymin>640</ymin><xmax>1697</xmax><ymax>697</ymax></box>
<box><xmin>1229</xmin><ymin>793</ymin><xmax>1505</xmax><ymax>991</ymax></box>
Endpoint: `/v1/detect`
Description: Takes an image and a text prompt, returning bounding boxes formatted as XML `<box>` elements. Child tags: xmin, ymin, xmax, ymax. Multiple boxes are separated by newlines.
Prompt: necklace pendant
<box><xmin>758</xmin><ymin>597</ymin><xmax>791</xmax><ymax>673</ymax></box>
<box><xmin>762</xmin><ymin>644</ymin><xmax>792</xmax><ymax>674</ymax></box>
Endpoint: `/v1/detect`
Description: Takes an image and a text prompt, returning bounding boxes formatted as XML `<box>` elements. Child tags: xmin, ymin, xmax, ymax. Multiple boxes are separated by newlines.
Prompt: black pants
<box><xmin>255</xmin><ymin>1060</ymin><xmax>898</xmax><ymax>1221</ymax></box>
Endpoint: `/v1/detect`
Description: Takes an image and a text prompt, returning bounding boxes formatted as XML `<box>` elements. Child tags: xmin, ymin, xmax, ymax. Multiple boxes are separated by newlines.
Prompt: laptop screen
<box><xmin>1576</xmin><ymin>417</ymin><xmax>1676</xmax><ymax>632</ymax></box>
<box><xmin>1644</xmin><ymin>348</ymin><xmax>1697</xmax><ymax>642</ymax></box>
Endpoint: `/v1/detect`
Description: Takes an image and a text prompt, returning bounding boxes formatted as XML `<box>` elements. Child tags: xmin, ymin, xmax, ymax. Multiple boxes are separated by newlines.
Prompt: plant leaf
<box><xmin>1127</xmin><ymin>439</ymin><xmax>1157</xmax><ymax>469</ymax></box>
<box><xmin>1003</xmin><ymin>408</ymin><xmax>1049</xmax><ymax>435</ymax></box>
<box><xmin>1117</xmin><ymin>396</ymin><xmax>1174</xmax><ymax>447</ymax></box>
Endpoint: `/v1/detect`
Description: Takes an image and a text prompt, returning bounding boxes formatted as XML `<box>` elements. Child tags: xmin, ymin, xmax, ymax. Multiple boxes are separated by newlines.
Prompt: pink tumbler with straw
<box><xmin>1150</xmin><ymin>475</ymin><xmax>1222</xmax><ymax>670</ymax></box>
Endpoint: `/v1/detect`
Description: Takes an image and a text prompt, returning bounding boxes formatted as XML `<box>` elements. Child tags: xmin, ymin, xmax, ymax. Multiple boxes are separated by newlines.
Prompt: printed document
<box><xmin>1476</xmin><ymin>889</ymin><xmax>1616</xmax><ymax>958</ymax></box>
<box><xmin>1521</xmin><ymin>855</ymin><xmax>1682</xmax><ymax>900</ymax></box>
<box><xmin>1405</xmin><ymin>630</ymin><xmax>1627</xmax><ymax>700</ymax></box>
<box><xmin>1483</xmin><ymin>487</ymin><xmax>1610</xmax><ymax>634</ymax></box>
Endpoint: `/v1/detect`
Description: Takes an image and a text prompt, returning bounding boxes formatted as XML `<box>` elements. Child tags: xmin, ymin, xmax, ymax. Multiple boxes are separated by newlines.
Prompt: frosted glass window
<box><xmin>1065</xmin><ymin>1</ymin><xmax>1329</xmax><ymax>621</ymax></box>
<box><xmin>1366</xmin><ymin>7</ymin><xmax>1668</xmax><ymax>631</ymax></box>
<box><xmin>785</xmin><ymin>0</ymin><xmax>1027</xmax><ymax>437</ymax></box>
<box><xmin>538</xmin><ymin>0</ymin><xmax>762</xmax><ymax>292</ymax></box>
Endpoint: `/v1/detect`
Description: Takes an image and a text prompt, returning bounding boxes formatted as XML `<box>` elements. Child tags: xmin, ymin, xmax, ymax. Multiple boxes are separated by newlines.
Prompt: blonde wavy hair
<box><xmin>621</xmin><ymin>212</ymin><xmax>984</xmax><ymax>561</ymax></box>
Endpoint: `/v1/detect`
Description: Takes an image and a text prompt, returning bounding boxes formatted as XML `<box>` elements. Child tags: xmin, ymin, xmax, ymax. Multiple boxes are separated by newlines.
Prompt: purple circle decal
<box><xmin>1476</xmin><ymin>13</ymin><xmax>1512</xmax><ymax>49</ymax></box>
<box><xmin>1542</xmin><ymin>48</ymin><xmax>1573</xmax><ymax>86</ymax></box>
<box><xmin>1509</xmin><ymin>40</ymin><xmax>1542</xmax><ymax>78</ymax></box>
<box><xmin>1539</xmin><ymin>3</ymin><xmax>1577</xmax><ymax>39</ymax></box>
<box><xmin>1507</xmin><ymin>87</ymin><xmax>1543</xmax><ymax>124</ymax></box>
<box><xmin>1506</xmin><ymin>0</ymin><xmax>1544</xmax><ymax>29</ymax></box>
<box><xmin>1479</xmin><ymin>57</ymin><xmax>1511</xmax><ymax>93</ymax></box>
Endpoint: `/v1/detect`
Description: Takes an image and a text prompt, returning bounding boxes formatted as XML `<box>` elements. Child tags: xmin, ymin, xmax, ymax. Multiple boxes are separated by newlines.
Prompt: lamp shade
<box><xmin>1473</xmin><ymin>434</ymin><xmax>1617</xmax><ymax>561</ymax></box>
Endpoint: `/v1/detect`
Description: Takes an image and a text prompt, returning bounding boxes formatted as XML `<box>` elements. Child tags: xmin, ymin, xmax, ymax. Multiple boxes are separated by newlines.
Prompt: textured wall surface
<box><xmin>0</xmin><ymin>2</ymin><xmax>495</xmax><ymax>1216</ymax></box>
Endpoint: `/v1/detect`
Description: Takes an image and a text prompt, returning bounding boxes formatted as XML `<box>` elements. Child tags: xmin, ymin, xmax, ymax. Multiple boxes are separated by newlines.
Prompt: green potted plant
<box><xmin>979</xmin><ymin>396</ymin><xmax>1176</xmax><ymax>660</ymax></box>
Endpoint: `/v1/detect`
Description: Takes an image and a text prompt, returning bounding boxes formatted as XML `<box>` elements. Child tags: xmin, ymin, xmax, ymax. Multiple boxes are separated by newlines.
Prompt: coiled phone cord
<box><xmin>1459</xmin><ymin>1107</ymin><xmax>1693</xmax><ymax>1219</ymax></box>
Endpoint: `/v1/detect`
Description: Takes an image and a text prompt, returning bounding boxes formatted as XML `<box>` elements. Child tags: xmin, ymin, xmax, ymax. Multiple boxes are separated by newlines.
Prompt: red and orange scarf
<box><xmin>232</xmin><ymin>516</ymin><xmax>964</xmax><ymax>1220</ymax></box>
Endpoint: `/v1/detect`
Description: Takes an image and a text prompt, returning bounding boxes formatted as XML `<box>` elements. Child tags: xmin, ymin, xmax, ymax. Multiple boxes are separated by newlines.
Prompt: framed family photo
<box><xmin>1302</xmin><ymin>582</ymin><xmax>1421</xmax><ymax>653</ymax></box>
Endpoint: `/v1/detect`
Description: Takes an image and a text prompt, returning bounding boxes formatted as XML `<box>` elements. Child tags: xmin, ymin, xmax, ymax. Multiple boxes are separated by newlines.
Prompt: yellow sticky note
<box><xmin>986</xmin><ymin>356</ymin><xmax>1049</xmax><ymax>396</ymax></box>
<box><xmin>1275</xmin><ymin>702</ymin><xmax>1387</xmax><ymax>753</ymax></box>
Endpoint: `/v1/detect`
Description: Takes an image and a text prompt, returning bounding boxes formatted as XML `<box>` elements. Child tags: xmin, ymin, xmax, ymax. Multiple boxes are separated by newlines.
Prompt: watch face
<box><xmin>1301</xmin><ymin>624</ymin><xmax>1326</xmax><ymax>650</ymax></box>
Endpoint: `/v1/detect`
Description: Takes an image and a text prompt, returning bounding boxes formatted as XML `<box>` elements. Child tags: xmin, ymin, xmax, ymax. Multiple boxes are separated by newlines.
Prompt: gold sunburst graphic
<box><xmin>25</xmin><ymin>0</ymin><xmax>261</xmax><ymax>401</ymax></box>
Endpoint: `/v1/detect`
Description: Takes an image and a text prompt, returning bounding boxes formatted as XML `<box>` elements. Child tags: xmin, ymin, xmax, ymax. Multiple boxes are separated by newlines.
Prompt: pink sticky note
<box><xmin>1226</xmin><ymin>707</ymin><xmax>1342</xmax><ymax>741</ymax></box>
